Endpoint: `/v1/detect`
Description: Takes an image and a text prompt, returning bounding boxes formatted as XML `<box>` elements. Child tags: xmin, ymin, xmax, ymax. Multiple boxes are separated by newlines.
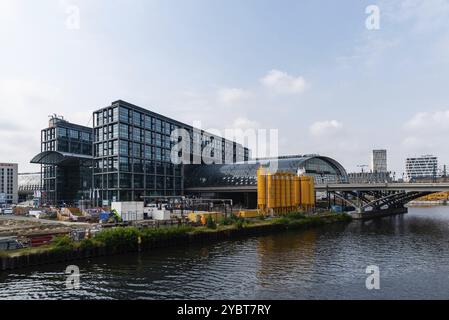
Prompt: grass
<box><xmin>0</xmin><ymin>212</ymin><xmax>351</xmax><ymax>259</ymax></box>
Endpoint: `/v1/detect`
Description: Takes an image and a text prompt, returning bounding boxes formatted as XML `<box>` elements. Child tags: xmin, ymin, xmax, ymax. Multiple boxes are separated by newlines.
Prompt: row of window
<box><xmin>94</xmin><ymin>173</ymin><xmax>182</xmax><ymax>190</ymax></box>
<box><xmin>42</xmin><ymin>127</ymin><xmax>92</xmax><ymax>142</ymax></box>
<box><xmin>94</xmin><ymin>158</ymin><xmax>182</xmax><ymax>175</ymax></box>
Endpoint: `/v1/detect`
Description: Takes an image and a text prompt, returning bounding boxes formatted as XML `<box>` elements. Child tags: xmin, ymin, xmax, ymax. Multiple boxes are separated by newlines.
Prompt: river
<box><xmin>1</xmin><ymin>207</ymin><xmax>449</xmax><ymax>300</ymax></box>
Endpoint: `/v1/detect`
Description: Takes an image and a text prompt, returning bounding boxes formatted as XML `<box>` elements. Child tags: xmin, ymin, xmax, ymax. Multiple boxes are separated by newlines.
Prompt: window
<box><xmin>108</xmin><ymin>174</ymin><xmax>118</xmax><ymax>188</ymax></box>
<box><xmin>134</xmin><ymin>159</ymin><xmax>144</xmax><ymax>173</ymax></box>
<box><xmin>112</xmin><ymin>107</ymin><xmax>119</xmax><ymax>122</ymax></box>
<box><xmin>119</xmin><ymin>124</ymin><xmax>129</xmax><ymax>139</ymax></box>
<box><xmin>81</xmin><ymin>132</ymin><xmax>91</xmax><ymax>141</ymax></box>
<box><xmin>155</xmin><ymin>134</ymin><xmax>162</xmax><ymax>147</ymax></box>
<box><xmin>155</xmin><ymin>148</ymin><xmax>162</xmax><ymax>161</ymax></box>
<box><xmin>155</xmin><ymin>119</ymin><xmax>162</xmax><ymax>133</ymax></box>
<box><xmin>133</xmin><ymin>111</ymin><xmax>142</xmax><ymax>127</ymax></box>
<box><xmin>119</xmin><ymin>107</ymin><xmax>129</xmax><ymax>123</ymax></box>
<box><xmin>57</xmin><ymin>127</ymin><xmax>67</xmax><ymax>138</ymax></box>
<box><xmin>120</xmin><ymin>157</ymin><xmax>130</xmax><ymax>172</ymax></box>
<box><xmin>145</xmin><ymin>130</ymin><xmax>152</xmax><ymax>144</ymax></box>
<box><xmin>156</xmin><ymin>176</ymin><xmax>164</xmax><ymax>189</ymax></box>
<box><xmin>69</xmin><ymin>130</ymin><xmax>79</xmax><ymax>139</ymax></box>
<box><xmin>119</xmin><ymin>141</ymin><xmax>129</xmax><ymax>156</ymax></box>
<box><xmin>146</xmin><ymin>175</ymin><xmax>155</xmax><ymax>189</ymax></box>
<box><xmin>133</xmin><ymin>127</ymin><xmax>142</xmax><ymax>142</ymax></box>
<box><xmin>120</xmin><ymin>173</ymin><xmax>132</xmax><ymax>188</ymax></box>
<box><xmin>134</xmin><ymin>175</ymin><xmax>144</xmax><ymax>189</ymax></box>
<box><xmin>145</xmin><ymin>115</ymin><xmax>152</xmax><ymax>129</ymax></box>
<box><xmin>144</xmin><ymin>145</ymin><xmax>153</xmax><ymax>159</ymax></box>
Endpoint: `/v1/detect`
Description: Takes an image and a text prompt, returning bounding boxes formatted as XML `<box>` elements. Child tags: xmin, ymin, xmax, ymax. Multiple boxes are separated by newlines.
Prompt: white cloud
<box><xmin>404</xmin><ymin>110</ymin><xmax>449</xmax><ymax>131</ymax></box>
<box><xmin>217</xmin><ymin>88</ymin><xmax>252</xmax><ymax>105</ymax></box>
<box><xmin>309</xmin><ymin>120</ymin><xmax>343</xmax><ymax>137</ymax></box>
<box><xmin>260</xmin><ymin>69</ymin><xmax>306</xmax><ymax>95</ymax></box>
<box><xmin>0</xmin><ymin>79</ymin><xmax>63</xmax><ymax>172</ymax></box>
<box><xmin>231</xmin><ymin>117</ymin><xmax>260</xmax><ymax>130</ymax></box>
<box><xmin>401</xmin><ymin>110</ymin><xmax>449</xmax><ymax>158</ymax></box>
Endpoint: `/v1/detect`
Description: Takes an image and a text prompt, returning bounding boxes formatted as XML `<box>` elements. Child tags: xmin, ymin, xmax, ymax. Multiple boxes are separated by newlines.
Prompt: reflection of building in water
<box><xmin>255</xmin><ymin>230</ymin><xmax>318</xmax><ymax>282</ymax></box>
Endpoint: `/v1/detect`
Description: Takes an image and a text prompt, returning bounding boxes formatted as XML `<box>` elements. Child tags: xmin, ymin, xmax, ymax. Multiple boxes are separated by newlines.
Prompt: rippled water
<box><xmin>2</xmin><ymin>207</ymin><xmax>449</xmax><ymax>300</ymax></box>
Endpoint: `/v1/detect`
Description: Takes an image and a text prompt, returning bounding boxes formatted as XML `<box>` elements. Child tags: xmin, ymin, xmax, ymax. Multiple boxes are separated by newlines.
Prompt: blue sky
<box><xmin>1</xmin><ymin>0</ymin><xmax>449</xmax><ymax>175</ymax></box>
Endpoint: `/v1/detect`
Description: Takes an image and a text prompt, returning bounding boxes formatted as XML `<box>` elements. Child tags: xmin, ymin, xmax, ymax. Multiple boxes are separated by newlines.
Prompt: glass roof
<box><xmin>184</xmin><ymin>156</ymin><xmax>348</xmax><ymax>189</ymax></box>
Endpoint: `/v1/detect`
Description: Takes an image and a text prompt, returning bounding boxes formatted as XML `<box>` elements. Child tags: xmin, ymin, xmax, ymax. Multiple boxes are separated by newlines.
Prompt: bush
<box><xmin>285</xmin><ymin>212</ymin><xmax>306</xmax><ymax>220</ymax></box>
<box><xmin>94</xmin><ymin>227</ymin><xmax>140</xmax><ymax>251</ymax></box>
<box><xmin>217</xmin><ymin>216</ymin><xmax>234</xmax><ymax>226</ymax></box>
<box><xmin>52</xmin><ymin>235</ymin><xmax>74</xmax><ymax>249</ymax></box>
<box><xmin>79</xmin><ymin>238</ymin><xmax>102</xmax><ymax>250</ymax></box>
<box><xmin>51</xmin><ymin>235</ymin><xmax>75</xmax><ymax>254</ymax></box>
<box><xmin>235</xmin><ymin>219</ymin><xmax>244</xmax><ymax>229</ymax></box>
<box><xmin>140</xmin><ymin>225</ymin><xmax>193</xmax><ymax>242</ymax></box>
<box><xmin>206</xmin><ymin>215</ymin><xmax>217</xmax><ymax>229</ymax></box>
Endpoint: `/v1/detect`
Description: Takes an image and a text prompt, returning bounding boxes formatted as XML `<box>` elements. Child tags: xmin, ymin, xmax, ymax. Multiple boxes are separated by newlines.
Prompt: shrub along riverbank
<box><xmin>0</xmin><ymin>213</ymin><xmax>351</xmax><ymax>271</ymax></box>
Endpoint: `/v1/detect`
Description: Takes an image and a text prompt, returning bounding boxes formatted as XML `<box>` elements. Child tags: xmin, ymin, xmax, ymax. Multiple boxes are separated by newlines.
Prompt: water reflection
<box><xmin>1</xmin><ymin>207</ymin><xmax>449</xmax><ymax>299</ymax></box>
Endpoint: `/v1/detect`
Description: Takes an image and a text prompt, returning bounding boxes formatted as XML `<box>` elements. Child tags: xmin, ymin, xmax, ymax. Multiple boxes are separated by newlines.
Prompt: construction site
<box><xmin>0</xmin><ymin>165</ymin><xmax>319</xmax><ymax>253</ymax></box>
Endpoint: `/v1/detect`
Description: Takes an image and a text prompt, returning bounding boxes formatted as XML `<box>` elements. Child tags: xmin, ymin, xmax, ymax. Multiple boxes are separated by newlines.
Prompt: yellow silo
<box><xmin>280</xmin><ymin>174</ymin><xmax>287</xmax><ymax>211</ymax></box>
<box><xmin>257</xmin><ymin>167</ymin><xmax>267</xmax><ymax>211</ymax></box>
<box><xmin>267</xmin><ymin>173</ymin><xmax>275</xmax><ymax>210</ymax></box>
<box><xmin>300</xmin><ymin>176</ymin><xmax>310</xmax><ymax>208</ymax></box>
<box><xmin>285</xmin><ymin>174</ymin><xmax>292</xmax><ymax>210</ymax></box>
<box><xmin>275</xmin><ymin>174</ymin><xmax>281</xmax><ymax>211</ymax></box>
<box><xmin>289</xmin><ymin>175</ymin><xmax>295</xmax><ymax>210</ymax></box>
<box><xmin>308</xmin><ymin>177</ymin><xmax>316</xmax><ymax>207</ymax></box>
<box><xmin>293</xmin><ymin>176</ymin><xmax>301</xmax><ymax>208</ymax></box>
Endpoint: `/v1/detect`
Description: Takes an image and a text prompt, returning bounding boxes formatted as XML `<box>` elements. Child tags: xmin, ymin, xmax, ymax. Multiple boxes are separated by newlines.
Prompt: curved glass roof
<box><xmin>31</xmin><ymin>151</ymin><xmax>92</xmax><ymax>166</ymax></box>
<box><xmin>184</xmin><ymin>155</ymin><xmax>348</xmax><ymax>189</ymax></box>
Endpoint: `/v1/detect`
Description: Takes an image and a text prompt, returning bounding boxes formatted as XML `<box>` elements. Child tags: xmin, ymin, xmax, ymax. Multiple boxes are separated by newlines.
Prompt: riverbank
<box><xmin>0</xmin><ymin>213</ymin><xmax>351</xmax><ymax>271</ymax></box>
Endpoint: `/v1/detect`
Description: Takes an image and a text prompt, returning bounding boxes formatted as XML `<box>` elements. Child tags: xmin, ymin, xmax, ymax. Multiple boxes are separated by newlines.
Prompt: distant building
<box><xmin>348</xmin><ymin>171</ymin><xmax>392</xmax><ymax>184</ymax></box>
<box><xmin>372</xmin><ymin>149</ymin><xmax>387</xmax><ymax>173</ymax></box>
<box><xmin>405</xmin><ymin>155</ymin><xmax>439</xmax><ymax>182</ymax></box>
<box><xmin>0</xmin><ymin>163</ymin><xmax>18</xmax><ymax>205</ymax></box>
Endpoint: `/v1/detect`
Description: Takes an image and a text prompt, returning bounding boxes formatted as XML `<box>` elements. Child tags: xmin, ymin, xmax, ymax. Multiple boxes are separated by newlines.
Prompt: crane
<box><xmin>357</xmin><ymin>165</ymin><xmax>369</xmax><ymax>173</ymax></box>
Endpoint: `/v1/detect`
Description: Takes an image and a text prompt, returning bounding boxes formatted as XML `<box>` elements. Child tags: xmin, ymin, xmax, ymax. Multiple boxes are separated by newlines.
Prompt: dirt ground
<box><xmin>0</xmin><ymin>216</ymin><xmax>81</xmax><ymax>237</ymax></box>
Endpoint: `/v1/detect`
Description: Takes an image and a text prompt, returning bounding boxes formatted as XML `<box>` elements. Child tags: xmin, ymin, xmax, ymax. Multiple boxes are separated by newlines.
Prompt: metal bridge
<box><xmin>316</xmin><ymin>183</ymin><xmax>449</xmax><ymax>216</ymax></box>
<box><xmin>186</xmin><ymin>183</ymin><xmax>449</xmax><ymax>217</ymax></box>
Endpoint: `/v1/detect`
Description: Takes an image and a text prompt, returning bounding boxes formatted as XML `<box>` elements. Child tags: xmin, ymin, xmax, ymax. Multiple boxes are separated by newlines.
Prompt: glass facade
<box><xmin>184</xmin><ymin>155</ymin><xmax>349</xmax><ymax>190</ymax></box>
<box><xmin>38</xmin><ymin>117</ymin><xmax>93</xmax><ymax>205</ymax></box>
<box><xmin>93</xmin><ymin>100</ymin><xmax>250</xmax><ymax>204</ymax></box>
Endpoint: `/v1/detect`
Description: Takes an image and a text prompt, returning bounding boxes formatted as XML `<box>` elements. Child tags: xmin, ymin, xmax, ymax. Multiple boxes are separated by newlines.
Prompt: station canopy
<box><xmin>30</xmin><ymin>151</ymin><xmax>93</xmax><ymax>166</ymax></box>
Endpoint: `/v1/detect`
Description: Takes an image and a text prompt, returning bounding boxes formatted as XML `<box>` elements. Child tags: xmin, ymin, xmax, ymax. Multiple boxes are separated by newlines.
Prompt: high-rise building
<box><xmin>405</xmin><ymin>155</ymin><xmax>439</xmax><ymax>182</ymax></box>
<box><xmin>31</xmin><ymin>116</ymin><xmax>93</xmax><ymax>205</ymax></box>
<box><xmin>32</xmin><ymin>102</ymin><xmax>250</xmax><ymax>206</ymax></box>
<box><xmin>0</xmin><ymin>163</ymin><xmax>18</xmax><ymax>205</ymax></box>
<box><xmin>371</xmin><ymin>149</ymin><xmax>387</xmax><ymax>173</ymax></box>
<box><xmin>92</xmin><ymin>100</ymin><xmax>250</xmax><ymax>205</ymax></box>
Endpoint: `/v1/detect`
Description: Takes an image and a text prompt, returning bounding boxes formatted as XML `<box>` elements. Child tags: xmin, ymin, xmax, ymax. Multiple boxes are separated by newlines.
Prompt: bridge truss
<box><xmin>327</xmin><ymin>190</ymin><xmax>433</xmax><ymax>213</ymax></box>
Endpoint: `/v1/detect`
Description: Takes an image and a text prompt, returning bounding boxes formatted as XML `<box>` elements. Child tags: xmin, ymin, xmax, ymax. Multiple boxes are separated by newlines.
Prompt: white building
<box><xmin>405</xmin><ymin>155</ymin><xmax>438</xmax><ymax>182</ymax></box>
<box><xmin>0</xmin><ymin>163</ymin><xmax>18</xmax><ymax>205</ymax></box>
<box><xmin>372</xmin><ymin>150</ymin><xmax>387</xmax><ymax>173</ymax></box>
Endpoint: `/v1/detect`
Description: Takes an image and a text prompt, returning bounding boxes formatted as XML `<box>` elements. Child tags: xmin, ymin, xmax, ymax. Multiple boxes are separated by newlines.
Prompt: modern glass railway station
<box><xmin>30</xmin><ymin>101</ymin><xmax>348</xmax><ymax>208</ymax></box>
<box><xmin>31</xmin><ymin>100</ymin><xmax>250</xmax><ymax>206</ymax></box>
<box><xmin>184</xmin><ymin>155</ymin><xmax>349</xmax><ymax>208</ymax></box>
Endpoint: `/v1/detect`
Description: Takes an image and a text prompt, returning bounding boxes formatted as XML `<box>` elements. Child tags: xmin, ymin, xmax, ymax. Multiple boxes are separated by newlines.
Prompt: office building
<box><xmin>372</xmin><ymin>149</ymin><xmax>387</xmax><ymax>173</ymax></box>
<box><xmin>92</xmin><ymin>100</ymin><xmax>250</xmax><ymax>205</ymax></box>
<box><xmin>0</xmin><ymin>163</ymin><xmax>18</xmax><ymax>205</ymax></box>
<box><xmin>405</xmin><ymin>155</ymin><xmax>439</xmax><ymax>182</ymax></box>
